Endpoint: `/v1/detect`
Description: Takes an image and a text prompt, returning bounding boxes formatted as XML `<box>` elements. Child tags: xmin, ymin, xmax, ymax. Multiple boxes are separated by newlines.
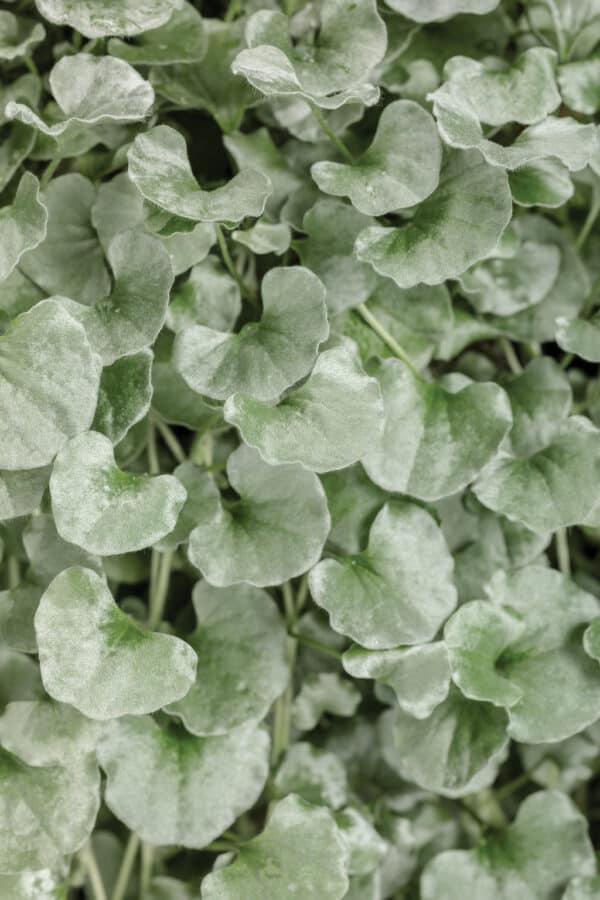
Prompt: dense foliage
<box><xmin>1</xmin><ymin>0</ymin><xmax>600</xmax><ymax>897</ymax></box>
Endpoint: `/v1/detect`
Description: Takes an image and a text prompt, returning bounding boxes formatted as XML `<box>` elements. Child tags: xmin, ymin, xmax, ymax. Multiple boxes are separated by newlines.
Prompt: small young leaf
<box><xmin>274</xmin><ymin>743</ymin><xmax>348</xmax><ymax>810</ymax></box>
<box><xmin>292</xmin><ymin>673</ymin><xmax>361</xmax><ymax>732</ymax></box>
<box><xmin>509</xmin><ymin>159</ymin><xmax>574</xmax><ymax>209</ymax></box>
<box><xmin>232</xmin><ymin>221</ymin><xmax>291</xmax><ymax>256</ymax></box>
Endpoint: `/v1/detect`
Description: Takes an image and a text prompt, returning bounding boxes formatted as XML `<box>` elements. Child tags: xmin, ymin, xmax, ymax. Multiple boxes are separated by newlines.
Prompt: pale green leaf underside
<box><xmin>35</xmin><ymin>0</ymin><xmax>184</xmax><ymax>38</ymax></box>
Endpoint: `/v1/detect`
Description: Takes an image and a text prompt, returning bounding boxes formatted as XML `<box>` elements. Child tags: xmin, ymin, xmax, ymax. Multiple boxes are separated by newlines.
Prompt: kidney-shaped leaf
<box><xmin>35</xmin><ymin>0</ymin><xmax>183</xmax><ymax>37</ymax></box>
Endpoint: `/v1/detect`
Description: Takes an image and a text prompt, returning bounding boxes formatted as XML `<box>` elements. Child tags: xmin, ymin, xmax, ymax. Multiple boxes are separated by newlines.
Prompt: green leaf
<box><xmin>321</xmin><ymin>465</ymin><xmax>386</xmax><ymax>555</ymax></box>
<box><xmin>232</xmin><ymin>221</ymin><xmax>291</xmax><ymax>256</ymax></box>
<box><xmin>35</xmin><ymin>566</ymin><xmax>196</xmax><ymax>719</ymax></box>
<box><xmin>223</xmin><ymin>128</ymin><xmax>304</xmax><ymax>219</ymax></box>
<box><xmin>343</xmin><ymin>642</ymin><xmax>451</xmax><ymax>719</ymax></box>
<box><xmin>274</xmin><ymin>743</ymin><xmax>348</xmax><ymax>809</ymax></box>
<box><xmin>23</xmin><ymin>512</ymin><xmax>101</xmax><ymax>584</ymax></box>
<box><xmin>296</xmin><ymin>199</ymin><xmax>378</xmax><ymax>313</ymax></box>
<box><xmin>19</xmin><ymin>174</ymin><xmax>110</xmax><ymax>306</ymax></box>
<box><xmin>49</xmin><ymin>431</ymin><xmax>186</xmax><ymax>555</ymax></box>
<box><xmin>563</xmin><ymin>876</ymin><xmax>600</xmax><ymax>899</ymax></box>
<box><xmin>509</xmin><ymin>159</ymin><xmax>574</xmax><ymax>209</ymax></box>
<box><xmin>473</xmin><ymin>418</ymin><xmax>600</xmax><ymax>534</ymax></box>
<box><xmin>0</xmin><ymin>299</ymin><xmax>101</xmax><ymax>470</ymax></box>
<box><xmin>0</xmin><ymin>172</ymin><xmax>47</xmax><ymax>283</ymax></box>
<box><xmin>108</xmin><ymin>2</ymin><xmax>206</xmax><ymax>66</ymax></box>
<box><xmin>173</xmin><ymin>266</ymin><xmax>327</xmax><ymax>401</ymax></box>
<box><xmin>0</xmin><ymin>121</ymin><xmax>36</xmax><ymax>196</ymax></box>
<box><xmin>0</xmin><ymin>12</ymin><xmax>45</xmax><ymax>61</ymax></box>
<box><xmin>355</xmin><ymin>150</ymin><xmax>512</xmax><ymax>288</ymax></box>
<box><xmin>556</xmin><ymin>313</ymin><xmax>600</xmax><ymax>363</ymax></box>
<box><xmin>0</xmin><ymin>648</ymin><xmax>43</xmax><ymax>711</ymax></box>
<box><xmin>0</xmin><ymin>467</ymin><xmax>50</xmax><ymax>521</ymax></box>
<box><xmin>166</xmin><ymin>579</ymin><xmax>288</xmax><ymax>735</ymax></box>
<box><xmin>292</xmin><ymin>673</ymin><xmax>361</xmax><ymax>731</ymax></box>
<box><xmin>310</xmin><ymin>501</ymin><xmax>456</xmax><ymax>649</ymax></box>
<box><xmin>504</xmin><ymin>357</ymin><xmax>572</xmax><ymax>457</ymax></box>
<box><xmin>224</xmin><ymin>339</ymin><xmax>383</xmax><ymax>473</ymax></box>
<box><xmin>200</xmin><ymin>794</ymin><xmax>349</xmax><ymax>900</ymax></box>
<box><xmin>0</xmin><ymin>699</ymin><xmax>100</xmax><ymax>766</ymax></box>
<box><xmin>379</xmin><ymin>689</ymin><xmax>508</xmax><ymax>797</ymax></box>
<box><xmin>363</xmin><ymin>359</ymin><xmax>512</xmax><ymax>500</ymax></box>
<box><xmin>0</xmin><ymin>868</ymin><xmax>64</xmax><ymax>900</ymax></box>
<box><xmin>334</xmin><ymin>807</ymin><xmax>387</xmax><ymax>877</ymax></box>
<box><xmin>59</xmin><ymin>229</ymin><xmax>173</xmax><ymax>364</ymax></box>
<box><xmin>155</xmin><ymin>463</ymin><xmax>216</xmax><ymax>552</ymax></box>
<box><xmin>421</xmin><ymin>791</ymin><xmax>596</xmax><ymax>900</ymax></box>
<box><xmin>311</xmin><ymin>100</ymin><xmax>441</xmax><ymax>216</ymax></box>
<box><xmin>151</xmin><ymin>331</ymin><xmax>223</xmax><ymax>431</ymax></box>
<box><xmin>559</xmin><ymin>56</ymin><xmax>600</xmax><ymax>115</ymax></box>
<box><xmin>92</xmin><ymin>350</ymin><xmax>153</xmax><ymax>445</ymax></box>
<box><xmin>35</xmin><ymin>0</ymin><xmax>183</xmax><ymax>37</ymax></box>
<box><xmin>128</xmin><ymin>125</ymin><xmax>271</xmax><ymax>224</ymax></box>
<box><xmin>583</xmin><ymin>617</ymin><xmax>600</xmax><ymax>661</ymax></box>
<box><xmin>0</xmin><ymin>585</ymin><xmax>42</xmax><ymax>653</ymax></box>
<box><xmin>5</xmin><ymin>53</ymin><xmax>154</xmax><ymax>138</ymax></box>
<box><xmin>383</xmin><ymin>0</ymin><xmax>501</xmax><ymax>23</ymax></box>
<box><xmin>0</xmin><ymin>745</ymin><xmax>99</xmax><ymax>874</ymax></box>
<box><xmin>231</xmin><ymin>2</ymin><xmax>386</xmax><ymax>107</ymax></box>
<box><xmin>187</xmin><ymin>443</ymin><xmax>330</xmax><ymax>587</ymax></box>
<box><xmin>98</xmin><ymin>716</ymin><xmax>270</xmax><ymax>848</ymax></box>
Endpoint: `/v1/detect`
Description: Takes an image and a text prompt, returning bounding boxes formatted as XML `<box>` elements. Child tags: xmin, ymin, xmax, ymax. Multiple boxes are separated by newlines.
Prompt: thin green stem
<box><xmin>40</xmin><ymin>157</ymin><xmax>61</xmax><ymax>190</ymax></box>
<box><xmin>215</xmin><ymin>224</ymin><xmax>255</xmax><ymax>303</ymax></box>
<box><xmin>500</xmin><ymin>337</ymin><xmax>523</xmax><ymax>374</ymax></box>
<box><xmin>224</xmin><ymin>0</ymin><xmax>242</xmax><ymax>21</ymax></box>
<box><xmin>207</xmin><ymin>839</ymin><xmax>239</xmax><ymax>852</ymax></box>
<box><xmin>295</xmin><ymin>574</ymin><xmax>309</xmax><ymax>615</ymax></box>
<box><xmin>576</xmin><ymin>193</ymin><xmax>600</xmax><ymax>252</ymax></box>
<box><xmin>24</xmin><ymin>55</ymin><xmax>38</xmax><ymax>76</ymax></box>
<box><xmin>80</xmin><ymin>842</ymin><xmax>107</xmax><ymax>900</ymax></box>
<box><xmin>560</xmin><ymin>352</ymin><xmax>574</xmax><ymax>371</ymax></box>
<box><xmin>555</xmin><ymin>527</ymin><xmax>571</xmax><ymax>577</ymax></box>
<box><xmin>356</xmin><ymin>303</ymin><xmax>423</xmax><ymax>380</ymax></box>
<box><xmin>148</xmin><ymin>550</ymin><xmax>173</xmax><ymax>630</ymax></box>
<box><xmin>308</xmin><ymin>101</ymin><xmax>354</xmax><ymax>164</ymax></box>
<box><xmin>290</xmin><ymin>631</ymin><xmax>342</xmax><ymax>660</ymax></box>
<box><xmin>147</xmin><ymin>419</ymin><xmax>160</xmax><ymax>475</ymax></box>
<box><xmin>7</xmin><ymin>556</ymin><xmax>20</xmax><ymax>589</ymax></box>
<box><xmin>154</xmin><ymin>416</ymin><xmax>186</xmax><ymax>464</ymax></box>
<box><xmin>282</xmin><ymin>581</ymin><xmax>295</xmax><ymax>626</ymax></box>
<box><xmin>111</xmin><ymin>833</ymin><xmax>140</xmax><ymax>900</ymax></box>
<box><xmin>139</xmin><ymin>842</ymin><xmax>153</xmax><ymax>900</ymax></box>
<box><xmin>271</xmin><ymin>582</ymin><xmax>299</xmax><ymax>765</ymax></box>
<box><xmin>495</xmin><ymin>769</ymin><xmax>535</xmax><ymax>802</ymax></box>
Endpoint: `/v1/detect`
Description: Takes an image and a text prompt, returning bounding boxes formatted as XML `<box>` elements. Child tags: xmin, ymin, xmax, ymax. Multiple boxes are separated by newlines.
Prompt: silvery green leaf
<box><xmin>225</xmin><ymin>339</ymin><xmax>383</xmax><ymax>473</ymax></box>
<box><xmin>559</xmin><ymin>57</ymin><xmax>600</xmax><ymax>114</ymax></box>
<box><xmin>296</xmin><ymin>199</ymin><xmax>378</xmax><ymax>313</ymax></box>
<box><xmin>0</xmin><ymin>12</ymin><xmax>44</xmax><ymax>61</ymax></box>
<box><xmin>343</xmin><ymin>643</ymin><xmax>451</xmax><ymax>719</ymax></box>
<box><xmin>0</xmin><ymin>700</ymin><xmax>100</xmax><ymax>766</ymax></box>
<box><xmin>311</xmin><ymin>100</ymin><xmax>441</xmax><ymax>216</ymax></box>
<box><xmin>174</xmin><ymin>266</ymin><xmax>327</xmax><ymax>402</ymax></box>
<box><xmin>473</xmin><ymin>418</ymin><xmax>600</xmax><ymax>534</ymax></box>
<box><xmin>519</xmin><ymin>731</ymin><xmax>600</xmax><ymax>794</ymax></box>
<box><xmin>379</xmin><ymin>691</ymin><xmax>508</xmax><ymax>797</ymax></box>
<box><xmin>0</xmin><ymin>74</ymin><xmax>40</xmax><ymax>129</ymax></box>
<box><xmin>355</xmin><ymin>150</ymin><xmax>512</xmax><ymax>288</ymax></box>
<box><xmin>439</xmin><ymin>49</ymin><xmax>560</xmax><ymax>126</ymax></box>
<box><xmin>150</xmin><ymin>19</ymin><xmax>257</xmax><ymax>133</ymax></box>
<box><xmin>310</xmin><ymin>501</ymin><xmax>456</xmax><ymax>650</ymax></box>
<box><xmin>155</xmin><ymin>463</ymin><xmax>216</xmax><ymax>552</ymax></box>
<box><xmin>223</xmin><ymin>128</ymin><xmax>304</xmax><ymax>219</ymax></box>
<box><xmin>274</xmin><ymin>743</ymin><xmax>348</xmax><ymax>809</ymax></box>
<box><xmin>92</xmin><ymin>351</ymin><xmax>153</xmax><ymax>445</ymax></box>
<box><xmin>344</xmin><ymin>872</ymin><xmax>381</xmax><ymax>900</ymax></box>
<box><xmin>232</xmin><ymin>2</ymin><xmax>386</xmax><ymax>107</ymax></box>
<box><xmin>108</xmin><ymin>2</ymin><xmax>206</xmax><ymax>66</ymax></box>
<box><xmin>166</xmin><ymin>579</ymin><xmax>288</xmax><ymax>735</ymax></box>
<box><xmin>420</xmin><ymin>791</ymin><xmax>595</xmax><ymax>900</ymax></box>
<box><xmin>0</xmin><ymin>745</ymin><xmax>99</xmax><ymax>874</ymax></box>
<box><xmin>200</xmin><ymin>794</ymin><xmax>349</xmax><ymax>900</ymax></box>
<box><xmin>163</xmin><ymin>222</ymin><xmax>216</xmax><ymax>276</ymax></box>
<box><xmin>0</xmin><ymin>585</ymin><xmax>41</xmax><ymax>653</ymax></box>
<box><xmin>187</xmin><ymin>443</ymin><xmax>330</xmax><ymax>588</ymax></box>
<box><xmin>292</xmin><ymin>673</ymin><xmax>361</xmax><ymax>731</ymax></box>
<box><xmin>23</xmin><ymin>513</ymin><xmax>101</xmax><ymax>584</ymax></box>
<box><xmin>6</xmin><ymin>54</ymin><xmax>154</xmax><ymax>139</ymax></box>
<box><xmin>232</xmin><ymin>221</ymin><xmax>291</xmax><ymax>256</ymax></box>
<box><xmin>50</xmin><ymin>431</ymin><xmax>186</xmax><ymax>555</ymax></box>
<box><xmin>0</xmin><ymin>299</ymin><xmax>101</xmax><ymax>470</ymax></box>
<box><xmin>128</xmin><ymin>125</ymin><xmax>271</xmax><ymax>224</ymax></box>
<box><xmin>321</xmin><ymin>465</ymin><xmax>386</xmax><ymax>555</ymax></box>
<box><xmin>98</xmin><ymin>716</ymin><xmax>269</xmax><ymax>848</ymax></box>
<box><xmin>509</xmin><ymin>160</ymin><xmax>574</xmax><ymax>209</ymax></box>
<box><xmin>458</xmin><ymin>240</ymin><xmax>560</xmax><ymax>317</ymax></box>
<box><xmin>0</xmin><ymin>122</ymin><xmax>36</xmax><ymax>195</ymax></box>
<box><xmin>335</xmin><ymin>807</ymin><xmax>387</xmax><ymax>877</ymax></box>
<box><xmin>384</xmin><ymin>0</ymin><xmax>500</xmax><ymax>23</ymax></box>
<box><xmin>583</xmin><ymin>617</ymin><xmax>600</xmax><ymax>661</ymax></box>
<box><xmin>504</xmin><ymin>358</ymin><xmax>572</xmax><ymax>457</ymax></box>
<box><xmin>0</xmin><ymin>868</ymin><xmax>64</xmax><ymax>900</ymax></box>
<box><xmin>19</xmin><ymin>174</ymin><xmax>110</xmax><ymax>306</ymax></box>
<box><xmin>556</xmin><ymin>313</ymin><xmax>600</xmax><ymax>363</ymax></box>
<box><xmin>35</xmin><ymin>566</ymin><xmax>196</xmax><ymax>719</ymax></box>
<box><xmin>363</xmin><ymin>359</ymin><xmax>512</xmax><ymax>501</ymax></box>
<box><xmin>151</xmin><ymin>332</ymin><xmax>222</xmax><ymax>430</ymax></box>
<box><xmin>563</xmin><ymin>876</ymin><xmax>600</xmax><ymax>899</ymax></box>
<box><xmin>59</xmin><ymin>229</ymin><xmax>173</xmax><ymax>364</ymax></box>
<box><xmin>35</xmin><ymin>0</ymin><xmax>183</xmax><ymax>37</ymax></box>
<box><xmin>268</xmin><ymin>94</ymin><xmax>365</xmax><ymax>144</ymax></box>
<box><xmin>0</xmin><ymin>467</ymin><xmax>49</xmax><ymax>521</ymax></box>
<box><xmin>0</xmin><ymin>172</ymin><xmax>47</xmax><ymax>283</ymax></box>
<box><xmin>0</xmin><ymin>648</ymin><xmax>43</xmax><ymax>711</ymax></box>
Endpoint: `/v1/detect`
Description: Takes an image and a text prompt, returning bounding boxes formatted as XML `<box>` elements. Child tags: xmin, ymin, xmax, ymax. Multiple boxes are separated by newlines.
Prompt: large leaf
<box><xmin>363</xmin><ymin>358</ymin><xmax>512</xmax><ymax>501</ymax></box>
<box><xmin>166</xmin><ymin>580</ymin><xmax>288</xmax><ymax>735</ymax></box>
<box><xmin>49</xmin><ymin>431</ymin><xmax>186</xmax><ymax>555</ymax></box>
<box><xmin>0</xmin><ymin>172</ymin><xmax>47</xmax><ymax>283</ymax></box>
<box><xmin>309</xmin><ymin>501</ymin><xmax>457</xmax><ymax>649</ymax></box>
<box><xmin>173</xmin><ymin>266</ymin><xmax>327</xmax><ymax>401</ymax></box>
<box><xmin>187</xmin><ymin>443</ymin><xmax>330</xmax><ymax>587</ymax></box>
<box><xmin>311</xmin><ymin>100</ymin><xmax>441</xmax><ymax>216</ymax></box>
<box><xmin>35</xmin><ymin>567</ymin><xmax>197</xmax><ymax>719</ymax></box>
<box><xmin>97</xmin><ymin>716</ymin><xmax>269</xmax><ymax>848</ymax></box>
<box><xmin>201</xmin><ymin>794</ymin><xmax>349</xmax><ymax>900</ymax></box>
<box><xmin>0</xmin><ymin>299</ymin><xmax>101</xmax><ymax>470</ymax></box>
<box><xmin>35</xmin><ymin>0</ymin><xmax>184</xmax><ymax>37</ymax></box>
<box><xmin>355</xmin><ymin>150</ymin><xmax>512</xmax><ymax>288</ymax></box>
<box><xmin>225</xmin><ymin>339</ymin><xmax>383</xmax><ymax>473</ymax></box>
<box><xmin>127</xmin><ymin>125</ymin><xmax>271</xmax><ymax>224</ymax></box>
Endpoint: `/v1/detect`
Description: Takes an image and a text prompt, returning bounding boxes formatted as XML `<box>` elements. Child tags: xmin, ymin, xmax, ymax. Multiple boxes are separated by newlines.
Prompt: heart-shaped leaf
<box><xmin>50</xmin><ymin>431</ymin><xmax>186</xmax><ymax>554</ymax></box>
<box><xmin>35</xmin><ymin>566</ymin><xmax>197</xmax><ymax>719</ymax></box>
<box><xmin>166</xmin><ymin>580</ymin><xmax>288</xmax><ymax>735</ymax></box>
<box><xmin>309</xmin><ymin>501</ymin><xmax>457</xmax><ymax>649</ymax></box>
<box><xmin>0</xmin><ymin>172</ymin><xmax>47</xmax><ymax>283</ymax></box>
<box><xmin>187</xmin><ymin>443</ymin><xmax>330</xmax><ymax>587</ymax></box>
<box><xmin>35</xmin><ymin>0</ymin><xmax>183</xmax><ymax>37</ymax></box>
<box><xmin>97</xmin><ymin>716</ymin><xmax>270</xmax><ymax>848</ymax></box>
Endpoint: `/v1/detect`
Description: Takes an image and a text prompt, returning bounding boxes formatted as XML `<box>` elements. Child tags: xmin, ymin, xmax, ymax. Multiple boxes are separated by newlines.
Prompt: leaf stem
<box><xmin>40</xmin><ymin>157</ymin><xmax>61</xmax><ymax>190</ymax></box>
<box><xmin>147</xmin><ymin>419</ymin><xmax>160</xmax><ymax>475</ymax></box>
<box><xmin>555</xmin><ymin>527</ymin><xmax>571</xmax><ymax>577</ymax></box>
<box><xmin>24</xmin><ymin>55</ymin><xmax>38</xmax><ymax>76</ymax></box>
<box><xmin>500</xmin><ymin>337</ymin><xmax>522</xmax><ymax>374</ymax></box>
<box><xmin>207</xmin><ymin>839</ymin><xmax>239</xmax><ymax>852</ymax></box>
<box><xmin>139</xmin><ymin>842</ymin><xmax>153</xmax><ymax>900</ymax></box>
<box><xmin>111</xmin><ymin>833</ymin><xmax>140</xmax><ymax>900</ymax></box>
<box><xmin>289</xmin><ymin>630</ymin><xmax>343</xmax><ymax>660</ymax></box>
<box><xmin>153</xmin><ymin>416</ymin><xmax>186</xmax><ymax>465</ymax></box>
<box><xmin>148</xmin><ymin>550</ymin><xmax>174</xmax><ymax>630</ymax></box>
<box><xmin>308</xmin><ymin>101</ymin><xmax>355</xmax><ymax>164</ymax></box>
<box><xmin>576</xmin><ymin>192</ymin><xmax>600</xmax><ymax>252</ymax></box>
<box><xmin>7</xmin><ymin>556</ymin><xmax>20</xmax><ymax>589</ymax></box>
<box><xmin>80</xmin><ymin>842</ymin><xmax>107</xmax><ymax>900</ymax></box>
<box><xmin>495</xmin><ymin>769</ymin><xmax>536</xmax><ymax>801</ymax></box>
<box><xmin>215</xmin><ymin>224</ymin><xmax>256</xmax><ymax>303</ymax></box>
<box><xmin>356</xmin><ymin>303</ymin><xmax>423</xmax><ymax>380</ymax></box>
<box><xmin>271</xmin><ymin>582</ymin><xmax>299</xmax><ymax>765</ymax></box>
<box><xmin>542</xmin><ymin>0</ymin><xmax>567</xmax><ymax>60</ymax></box>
